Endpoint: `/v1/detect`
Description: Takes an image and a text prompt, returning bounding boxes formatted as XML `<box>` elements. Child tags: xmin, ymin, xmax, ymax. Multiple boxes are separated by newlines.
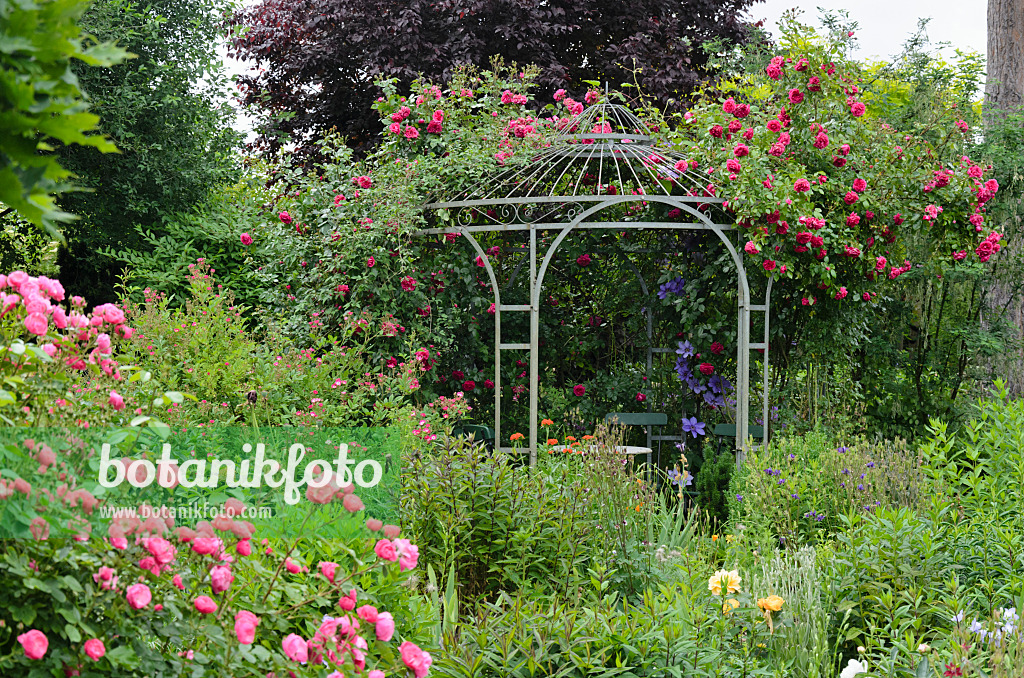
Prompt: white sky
<box><xmin>748</xmin><ymin>0</ymin><xmax>986</xmax><ymax>62</ymax></box>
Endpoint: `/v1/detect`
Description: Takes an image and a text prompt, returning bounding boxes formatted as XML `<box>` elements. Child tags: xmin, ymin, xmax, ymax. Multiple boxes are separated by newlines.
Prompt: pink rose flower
<box><xmin>84</xmin><ymin>638</ymin><xmax>105</xmax><ymax>660</ymax></box>
<box><xmin>108</xmin><ymin>390</ymin><xmax>124</xmax><ymax>411</ymax></box>
<box><xmin>573</xmin><ymin>384</ymin><xmax>586</xmax><ymax>397</ymax></box>
<box><xmin>192</xmin><ymin>537</ymin><xmax>219</xmax><ymax>555</ymax></box>
<box><xmin>358</xmin><ymin>605</ymin><xmax>380</xmax><ymax>623</ymax></box>
<box><xmin>319</xmin><ymin>561</ymin><xmax>338</xmax><ymax>583</ymax></box>
<box><xmin>374</xmin><ymin>538</ymin><xmax>398</xmax><ymax>562</ymax></box>
<box><xmin>210</xmin><ymin>565</ymin><xmax>234</xmax><ymax>593</ymax></box>
<box><xmin>282</xmin><ymin>633</ymin><xmax>309</xmax><ymax>662</ymax></box>
<box><xmin>126</xmin><ymin>583</ymin><xmax>152</xmax><ymax>609</ymax></box>
<box><xmin>338</xmin><ymin>587</ymin><xmax>358</xmax><ymax>611</ymax></box>
<box><xmin>23</xmin><ymin>312</ymin><xmax>47</xmax><ymax>336</ymax></box>
<box><xmin>400</xmin><ymin>641</ymin><xmax>433</xmax><ymax>678</ymax></box>
<box><xmin>194</xmin><ymin>596</ymin><xmax>217</xmax><ymax>614</ymax></box>
<box><xmin>17</xmin><ymin>629</ymin><xmax>48</xmax><ymax>659</ymax></box>
<box><xmin>240</xmin><ymin>233</ymin><xmax>253</xmax><ymax>246</ymax></box>
<box><xmin>235</xmin><ymin>610</ymin><xmax>259</xmax><ymax>644</ymax></box>
<box><xmin>793</xmin><ymin>178</ymin><xmax>811</xmax><ymax>192</ymax></box>
<box><xmin>279</xmin><ymin>211</ymin><xmax>292</xmax><ymax>224</ymax></box>
<box><xmin>393</xmin><ymin>538</ymin><xmax>419</xmax><ymax>571</ymax></box>
<box><xmin>376</xmin><ymin>612</ymin><xmax>395</xmax><ymax>641</ymax></box>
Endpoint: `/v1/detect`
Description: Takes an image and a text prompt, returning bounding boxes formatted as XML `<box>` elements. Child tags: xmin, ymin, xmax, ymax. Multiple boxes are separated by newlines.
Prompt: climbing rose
<box><xmin>18</xmin><ymin>630</ymin><xmax>48</xmax><ymax>659</ymax></box>
<box><xmin>404</xmin><ymin>126</ymin><xmax>419</xmax><ymax>139</ymax></box>
<box><xmin>699</xmin><ymin>363</ymin><xmax>714</xmax><ymax>375</ymax></box>
<box><xmin>401</xmin><ymin>277</ymin><xmax>417</xmax><ymax>291</ymax></box>
<box><xmin>733</xmin><ymin>143</ymin><xmax>749</xmax><ymax>157</ymax></box>
<box><xmin>835</xmin><ymin>287</ymin><xmax>848</xmax><ymax>300</ymax></box>
<box><xmin>367</xmin><ymin>256</ymin><xmax>375</xmax><ymax>268</ymax></box>
<box><xmin>573</xmin><ymin>384</ymin><xmax>586</xmax><ymax>397</ymax></box>
<box><xmin>84</xmin><ymin>638</ymin><xmax>105</xmax><ymax>660</ymax></box>
<box><xmin>793</xmin><ymin>178</ymin><xmax>811</xmax><ymax>193</ymax></box>
<box><xmin>710</xmin><ymin>341</ymin><xmax>724</xmax><ymax>354</ymax></box>
<box><xmin>788</xmin><ymin>89</ymin><xmax>804</xmax><ymax>104</ymax></box>
<box><xmin>194</xmin><ymin>596</ymin><xmax>217</xmax><ymax>614</ymax></box>
<box><xmin>722</xmin><ymin>98</ymin><xmax>737</xmax><ymax>114</ymax></box>
<box><xmin>278</xmin><ymin>211</ymin><xmax>292</xmax><ymax>224</ymax></box>
<box><xmin>240</xmin><ymin>233</ymin><xmax>253</xmax><ymax>246</ymax></box>
<box><xmin>850</xmin><ymin>101</ymin><xmax>866</xmax><ymax>117</ymax></box>
<box><xmin>767</xmin><ymin>120</ymin><xmax>782</xmax><ymax>132</ymax></box>
<box><xmin>762</xmin><ymin>260</ymin><xmax>777</xmax><ymax>271</ymax></box>
<box><xmin>852</xmin><ymin>178</ymin><xmax>867</xmax><ymax>192</ymax></box>
<box><xmin>576</xmin><ymin>254</ymin><xmax>591</xmax><ymax>267</ymax></box>
<box><xmin>844</xmin><ymin>191</ymin><xmax>858</xmax><ymax>204</ymax></box>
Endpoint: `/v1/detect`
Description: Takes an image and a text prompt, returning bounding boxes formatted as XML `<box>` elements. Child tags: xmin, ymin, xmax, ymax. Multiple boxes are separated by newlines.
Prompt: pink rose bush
<box><xmin>0</xmin><ymin>489</ymin><xmax>433</xmax><ymax>676</ymax></box>
<box><xmin>677</xmin><ymin>22</ymin><xmax>1003</xmax><ymax>306</ymax></box>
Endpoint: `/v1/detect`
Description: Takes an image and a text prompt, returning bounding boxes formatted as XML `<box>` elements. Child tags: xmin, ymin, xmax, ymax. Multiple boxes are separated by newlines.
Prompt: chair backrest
<box><xmin>605</xmin><ymin>412</ymin><xmax>668</xmax><ymax>427</ymax></box>
<box><xmin>712</xmin><ymin>423</ymin><xmax>764</xmax><ymax>439</ymax></box>
<box><xmin>461</xmin><ymin>424</ymin><xmax>494</xmax><ymax>442</ymax></box>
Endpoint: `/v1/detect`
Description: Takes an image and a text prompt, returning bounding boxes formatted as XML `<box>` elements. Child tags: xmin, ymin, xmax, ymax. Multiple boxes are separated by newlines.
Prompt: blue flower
<box><xmin>676</xmin><ymin>340</ymin><xmax>695</xmax><ymax>358</ymax></box>
<box><xmin>681</xmin><ymin>417</ymin><xmax>705</xmax><ymax>438</ymax></box>
<box><xmin>736</xmin><ymin>494</ymin><xmax>743</xmax><ymax>501</ymax></box>
<box><xmin>657</xmin><ymin>277</ymin><xmax>686</xmax><ymax>299</ymax></box>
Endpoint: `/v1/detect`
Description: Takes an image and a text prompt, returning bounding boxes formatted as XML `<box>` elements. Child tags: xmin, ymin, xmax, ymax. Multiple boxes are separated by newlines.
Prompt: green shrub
<box><xmin>695</xmin><ymin>448</ymin><xmax>733</xmax><ymax>529</ymax></box>
<box><xmin>401</xmin><ymin>435</ymin><xmax>595</xmax><ymax>603</ymax></box>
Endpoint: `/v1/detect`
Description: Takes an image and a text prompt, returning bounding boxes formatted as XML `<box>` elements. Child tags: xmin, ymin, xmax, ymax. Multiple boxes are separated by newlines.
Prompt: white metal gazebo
<box><xmin>417</xmin><ymin>102</ymin><xmax>773</xmax><ymax>464</ymax></box>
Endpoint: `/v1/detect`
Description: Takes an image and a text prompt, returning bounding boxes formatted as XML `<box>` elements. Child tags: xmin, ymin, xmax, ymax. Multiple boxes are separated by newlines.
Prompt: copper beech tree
<box><xmin>227</xmin><ymin>0</ymin><xmax>762</xmax><ymax>155</ymax></box>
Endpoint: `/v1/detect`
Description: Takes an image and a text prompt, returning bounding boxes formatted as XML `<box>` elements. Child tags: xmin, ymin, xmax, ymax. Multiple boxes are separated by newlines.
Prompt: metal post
<box><xmin>761</xmin><ymin>276</ymin><xmax>773</xmax><ymax>446</ymax></box>
<box><xmin>736</xmin><ymin>279</ymin><xmax>750</xmax><ymax>464</ymax></box>
<box><xmin>528</xmin><ymin>225</ymin><xmax>538</xmax><ymax>466</ymax></box>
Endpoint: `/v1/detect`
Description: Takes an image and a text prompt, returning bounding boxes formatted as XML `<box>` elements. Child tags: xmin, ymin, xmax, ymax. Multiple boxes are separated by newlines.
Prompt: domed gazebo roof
<box><xmin>424</xmin><ymin>102</ymin><xmax>725</xmax><ymax>224</ymax></box>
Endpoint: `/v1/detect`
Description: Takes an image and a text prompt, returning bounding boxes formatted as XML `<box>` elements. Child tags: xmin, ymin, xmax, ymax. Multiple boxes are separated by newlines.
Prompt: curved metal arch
<box><xmin>526</xmin><ymin>195</ymin><xmax>755</xmax><ymax>457</ymax></box>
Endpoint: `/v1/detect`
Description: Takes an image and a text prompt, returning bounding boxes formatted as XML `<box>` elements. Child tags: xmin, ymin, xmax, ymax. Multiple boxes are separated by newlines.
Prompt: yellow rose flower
<box><xmin>757</xmin><ymin>595</ymin><xmax>785</xmax><ymax>612</ymax></box>
<box><xmin>708</xmin><ymin>569</ymin><xmax>742</xmax><ymax>596</ymax></box>
<box><xmin>722</xmin><ymin>598</ymin><xmax>740</xmax><ymax>614</ymax></box>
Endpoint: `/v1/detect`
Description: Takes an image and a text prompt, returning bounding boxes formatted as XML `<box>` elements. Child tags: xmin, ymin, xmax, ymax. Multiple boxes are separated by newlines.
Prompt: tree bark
<box><xmin>986</xmin><ymin>0</ymin><xmax>1024</xmax><ymax>121</ymax></box>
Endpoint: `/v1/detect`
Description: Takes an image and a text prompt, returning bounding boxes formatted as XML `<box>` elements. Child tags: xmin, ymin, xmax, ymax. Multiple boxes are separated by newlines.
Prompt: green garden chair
<box><xmin>713</xmin><ymin>423</ymin><xmax>764</xmax><ymax>456</ymax></box>
<box><xmin>604</xmin><ymin>412</ymin><xmax>669</xmax><ymax>470</ymax></box>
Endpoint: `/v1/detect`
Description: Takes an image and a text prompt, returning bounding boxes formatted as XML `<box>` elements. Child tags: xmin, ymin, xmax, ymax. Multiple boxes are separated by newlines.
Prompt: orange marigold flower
<box><xmin>711</xmin><ymin>534</ymin><xmax>719</xmax><ymax>542</ymax></box>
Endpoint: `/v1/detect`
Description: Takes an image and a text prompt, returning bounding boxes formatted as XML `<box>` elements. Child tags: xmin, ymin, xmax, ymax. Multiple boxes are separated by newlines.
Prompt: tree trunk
<box><xmin>986</xmin><ymin>0</ymin><xmax>1024</xmax><ymax>120</ymax></box>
